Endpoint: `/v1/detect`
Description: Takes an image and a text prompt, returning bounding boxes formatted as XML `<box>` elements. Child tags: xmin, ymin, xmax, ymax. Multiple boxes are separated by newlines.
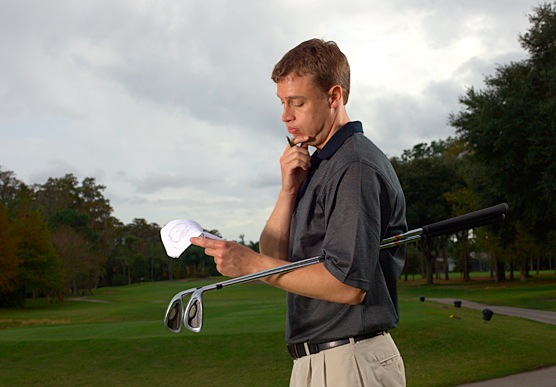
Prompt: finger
<box><xmin>190</xmin><ymin>236</ymin><xmax>219</xmax><ymax>248</ymax></box>
<box><xmin>283</xmin><ymin>151</ymin><xmax>311</xmax><ymax>170</ymax></box>
<box><xmin>284</xmin><ymin>145</ymin><xmax>310</xmax><ymax>160</ymax></box>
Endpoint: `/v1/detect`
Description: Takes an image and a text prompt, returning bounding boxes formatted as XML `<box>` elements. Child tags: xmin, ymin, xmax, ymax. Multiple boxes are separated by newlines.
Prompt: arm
<box><xmin>263</xmin><ymin>261</ymin><xmax>366</xmax><ymax>305</ymax></box>
<box><xmin>189</xmin><ymin>237</ymin><xmax>366</xmax><ymax>304</ymax></box>
<box><xmin>258</xmin><ymin>190</ymin><xmax>296</xmax><ymax>261</ymax></box>
<box><xmin>259</xmin><ymin>137</ymin><xmax>310</xmax><ymax>260</ymax></box>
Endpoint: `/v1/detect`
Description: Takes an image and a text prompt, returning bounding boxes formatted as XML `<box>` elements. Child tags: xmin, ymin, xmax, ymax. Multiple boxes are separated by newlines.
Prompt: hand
<box><xmin>189</xmin><ymin>237</ymin><xmax>260</xmax><ymax>277</ymax></box>
<box><xmin>280</xmin><ymin>135</ymin><xmax>311</xmax><ymax>194</ymax></box>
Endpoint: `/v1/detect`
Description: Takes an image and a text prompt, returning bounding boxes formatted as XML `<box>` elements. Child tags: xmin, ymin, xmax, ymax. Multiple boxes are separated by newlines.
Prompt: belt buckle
<box><xmin>307</xmin><ymin>343</ymin><xmax>320</xmax><ymax>355</ymax></box>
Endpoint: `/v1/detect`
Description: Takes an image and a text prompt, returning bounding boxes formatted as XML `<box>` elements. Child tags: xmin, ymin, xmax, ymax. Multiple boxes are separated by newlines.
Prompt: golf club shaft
<box><xmin>200</xmin><ymin>255</ymin><xmax>324</xmax><ymax>292</ymax></box>
<box><xmin>165</xmin><ymin>203</ymin><xmax>509</xmax><ymax>333</ymax></box>
<box><xmin>180</xmin><ymin>202</ymin><xmax>509</xmax><ymax>295</ymax></box>
<box><xmin>197</xmin><ymin>231</ymin><xmax>420</xmax><ymax>293</ymax></box>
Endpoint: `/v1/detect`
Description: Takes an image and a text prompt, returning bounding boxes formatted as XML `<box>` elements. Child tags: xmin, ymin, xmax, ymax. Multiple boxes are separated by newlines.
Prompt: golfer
<box><xmin>191</xmin><ymin>38</ymin><xmax>407</xmax><ymax>387</ymax></box>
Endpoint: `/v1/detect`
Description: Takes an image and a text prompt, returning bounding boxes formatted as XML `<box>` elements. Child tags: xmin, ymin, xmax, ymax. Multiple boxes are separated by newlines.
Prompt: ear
<box><xmin>328</xmin><ymin>85</ymin><xmax>343</xmax><ymax>108</ymax></box>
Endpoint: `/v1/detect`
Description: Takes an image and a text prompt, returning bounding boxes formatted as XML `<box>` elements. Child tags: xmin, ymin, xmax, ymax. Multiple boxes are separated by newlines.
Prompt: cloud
<box><xmin>0</xmin><ymin>0</ymin><xmax>540</xmax><ymax>241</ymax></box>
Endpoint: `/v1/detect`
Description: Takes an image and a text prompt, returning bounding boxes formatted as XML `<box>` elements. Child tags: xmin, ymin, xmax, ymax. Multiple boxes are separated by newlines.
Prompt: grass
<box><xmin>400</xmin><ymin>271</ymin><xmax>556</xmax><ymax>311</ymax></box>
<box><xmin>0</xmin><ymin>273</ymin><xmax>555</xmax><ymax>386</ymax></box>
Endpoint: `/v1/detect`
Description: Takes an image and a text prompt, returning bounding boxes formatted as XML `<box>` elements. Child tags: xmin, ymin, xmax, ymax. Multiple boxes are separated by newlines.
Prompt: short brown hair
<box><xmin>271</xmin><ymin>39</ymin><xmax>351</xmax><ymax>104</ymax></box>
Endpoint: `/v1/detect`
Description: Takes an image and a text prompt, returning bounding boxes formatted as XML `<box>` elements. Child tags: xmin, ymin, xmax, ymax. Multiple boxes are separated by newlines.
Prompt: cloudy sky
<box><xmin>0</xmin><ymin>0</ymin><xmax>539</xmax><ymax>242</ymax></box>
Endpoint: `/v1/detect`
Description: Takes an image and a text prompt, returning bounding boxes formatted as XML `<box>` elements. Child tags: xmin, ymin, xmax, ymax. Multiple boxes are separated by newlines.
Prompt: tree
<box><xmin>0</xmin><ymin>204</ymin><xmax>19</xmax><ymax>295</ymax></box>
<box><xmin>34</xmin><ymin>174</ymin><xmax>117</xmax><ymax>293</ymax></box>
<box><xmin>0</xmin><ymin>168</ymin><xmax>22</xmax><ymax>211</ymax></box>
<box><xmin>51</xmin><ymin>226</ymin><xmax>93</xmax><ymax>295</ymax></box>
<box><xmin>109</xmin><ymin>219</ymin><xmax>169</xmax><ymax>285</ymax></box>
<box><xmin>10</xmin><ymin>206</ymin><xmax>64</xmax><ymax>305</ymax></box>
<box><xmin>34</xmin><ymin>174</ymin><xmax>81</xmax><ymax>220</ymax></box>
<box><xmin>392</xmin><ymin>139</ymin><xmax>467</xmax><ymax>284</ymax></box>
<box><xmin>78</xmin><ymin>177</ymin><xmax>118</xmax><ymax>273</ymax></box>
<box><xmin>444</xmin><ymin>187</ymin><xmax>481</xmax><ymax>281</ymax></box>
<box><xmin>450</xmin><ymin>3</ymin><xmax>556</xmax><ymax>246</ymax></box>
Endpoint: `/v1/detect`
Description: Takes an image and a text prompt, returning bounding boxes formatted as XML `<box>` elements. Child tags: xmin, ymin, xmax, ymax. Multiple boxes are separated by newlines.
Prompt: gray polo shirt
<box><xmin>286</xmin><ymin>121</ymin><xmax>407</xmax><ymax>344</ymax></box>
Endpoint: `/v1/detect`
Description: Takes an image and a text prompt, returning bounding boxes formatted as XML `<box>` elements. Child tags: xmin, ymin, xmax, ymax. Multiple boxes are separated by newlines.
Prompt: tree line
<box><xmin>1</xmin><ymin>3</ymin><xmax>555</xmax><ymax>306</ymax></box>
<box><xmin>0</xmin><ymin>172</ymin><xmax>260</xmax><ymax>307</ymax></box>
<box><xmin>392</xmin><ymin>3</ymin><xmax>556</xmax><ymax>284</ymax></box>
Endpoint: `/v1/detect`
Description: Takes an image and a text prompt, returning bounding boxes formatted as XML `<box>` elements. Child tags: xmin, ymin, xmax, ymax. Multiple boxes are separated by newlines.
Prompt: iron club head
<box><xmin>184</xmin><ymin>289</ymin><xmax>204</xmax><ymax>333</ymax></box>
<box><xmin>164</xmin><ymin>288</ymin><xmax>197</xmax><ymax>333</ymax></box>
<box><xmin>164</xmin><ymin>297</ymin><xmax>184</xmax><ymax>333</ymax></box>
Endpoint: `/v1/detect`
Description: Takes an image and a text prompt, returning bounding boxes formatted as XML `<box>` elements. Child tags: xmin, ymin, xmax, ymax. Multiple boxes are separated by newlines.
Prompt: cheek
<box><xmin>298</xmin><ymin>106</ymin><xmax>320</xmax><ymax>123</ymax></box>
<box><xmin>306</xmin><ymin>109</ymin><xmax>328</xmax><ymax>129</ymax></box>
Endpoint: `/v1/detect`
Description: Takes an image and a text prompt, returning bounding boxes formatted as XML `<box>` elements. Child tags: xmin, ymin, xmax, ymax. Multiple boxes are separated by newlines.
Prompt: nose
<box><xmin>281</xmin><ymin>105</ymin><xmax>293</xmax><ymax>123</ymax></box>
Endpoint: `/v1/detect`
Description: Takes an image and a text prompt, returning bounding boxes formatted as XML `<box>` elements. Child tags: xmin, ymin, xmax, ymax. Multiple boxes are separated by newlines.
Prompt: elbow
<box><xmin>330</xmin><ymin>278</ymin><xmax>366</xmax><ymax>305</ymax></box>
<box><xmin>346</xmin><ymin>288</ymin><xmax>366</xmax><ymax>305</ymax></box>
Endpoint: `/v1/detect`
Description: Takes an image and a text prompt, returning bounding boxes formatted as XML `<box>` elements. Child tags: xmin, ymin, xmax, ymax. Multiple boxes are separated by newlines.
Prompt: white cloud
<box><xmin>0</xmin><ymin>0</ymin><xmax>538</xmax><ymax>242</ymax></box>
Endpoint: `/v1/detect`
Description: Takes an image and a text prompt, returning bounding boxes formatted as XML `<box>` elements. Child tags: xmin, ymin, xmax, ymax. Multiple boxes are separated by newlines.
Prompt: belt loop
<box><xmin>349</xmin><ymin>337</ymin><xmax>355</xmax><ymax>344</ymax></box>
<box><xmin>303</xmin><ymin>342</ymin><xmax>310</xmax><ymax>355</ymax></box>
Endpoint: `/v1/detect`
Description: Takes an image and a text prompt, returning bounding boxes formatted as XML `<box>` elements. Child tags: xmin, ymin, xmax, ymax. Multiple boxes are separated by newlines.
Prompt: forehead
<box><xmin>276</xmin><ymin>74</ymin><xmax>323</xmax><ymax>100</ymax></box>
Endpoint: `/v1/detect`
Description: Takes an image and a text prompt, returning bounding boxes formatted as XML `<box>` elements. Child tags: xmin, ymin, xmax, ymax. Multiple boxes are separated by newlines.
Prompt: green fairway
<box><xmin>1</xmin><ymin>275</ymin><xmax>555</xmax><ymax>386</ymax></box>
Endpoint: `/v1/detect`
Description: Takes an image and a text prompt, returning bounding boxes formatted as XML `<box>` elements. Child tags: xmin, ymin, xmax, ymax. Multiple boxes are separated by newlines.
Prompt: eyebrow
<box><xmin>277</xmin><ymin>95</ymin><xmax>306</xmax><ymax>102</ymax></box>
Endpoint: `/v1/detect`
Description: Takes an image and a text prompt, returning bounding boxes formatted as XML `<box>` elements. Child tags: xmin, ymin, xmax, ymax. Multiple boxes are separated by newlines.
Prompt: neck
<box><xmin>317</xmin><ymin>107</ymin><xmax>350</xmax><ymax>150</ymax></box>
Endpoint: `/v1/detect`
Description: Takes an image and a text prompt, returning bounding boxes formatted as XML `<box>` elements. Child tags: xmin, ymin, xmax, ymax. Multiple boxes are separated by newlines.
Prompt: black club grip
<box><xmin>421</xmin><ymin>203</ymin><xmax>509</xmax><ymax>238</ymax></box>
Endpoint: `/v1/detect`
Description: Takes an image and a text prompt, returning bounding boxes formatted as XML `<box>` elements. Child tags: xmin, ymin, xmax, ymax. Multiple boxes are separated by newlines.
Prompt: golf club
<box><xmin>163</xmin><ymin>203</ymin><xmax>509</xmax><ymax>333</ymax></box>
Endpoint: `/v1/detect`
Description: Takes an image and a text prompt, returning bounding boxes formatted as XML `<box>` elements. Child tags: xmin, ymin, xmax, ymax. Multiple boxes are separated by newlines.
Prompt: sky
<box><xmin>0</xmin><ymin>0</ymin><xmax>540</xmax><ymax>242</ymax></box>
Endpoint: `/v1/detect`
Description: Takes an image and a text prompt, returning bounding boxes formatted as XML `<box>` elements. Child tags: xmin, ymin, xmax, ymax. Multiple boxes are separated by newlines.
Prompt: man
<box><xmin>191</xmin><ymin>38</ymin><xmax>407</xmax><ymax>387</ymax></box>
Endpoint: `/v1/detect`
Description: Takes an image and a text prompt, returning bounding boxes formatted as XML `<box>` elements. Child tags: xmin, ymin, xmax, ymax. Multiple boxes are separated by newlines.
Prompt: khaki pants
<box><xmin>289</xmin><ymin>333</ymin><xmax>405</xmax><ymax>387</ymax></box>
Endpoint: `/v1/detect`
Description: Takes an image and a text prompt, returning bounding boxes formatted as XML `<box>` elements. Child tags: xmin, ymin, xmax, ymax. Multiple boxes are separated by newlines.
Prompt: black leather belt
<box><xmin>287</xmin><ymin>331</ymin><xmax>387</xmax><ymax>359</ymax></box>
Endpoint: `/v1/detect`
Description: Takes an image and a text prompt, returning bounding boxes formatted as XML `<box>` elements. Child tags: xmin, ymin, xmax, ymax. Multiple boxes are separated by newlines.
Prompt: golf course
<box><xmin>1</xmin><ymin>273</ymin><xmax>555</xmax><ymax>386</ymax></box>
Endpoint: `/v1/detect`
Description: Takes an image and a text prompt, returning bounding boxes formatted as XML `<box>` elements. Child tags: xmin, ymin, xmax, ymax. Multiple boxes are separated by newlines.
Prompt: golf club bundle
<box><xmin>162</xmin><ymin>203</ymin><xmax>509</xmax><ymax>333</ymax></box>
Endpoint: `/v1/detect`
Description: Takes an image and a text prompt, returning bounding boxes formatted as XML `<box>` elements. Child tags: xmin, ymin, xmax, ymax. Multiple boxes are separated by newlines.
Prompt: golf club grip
<box><xmin>421</xmin><ymin>203</ymin><xmax>509</xmax><ymax>238</ymax></box>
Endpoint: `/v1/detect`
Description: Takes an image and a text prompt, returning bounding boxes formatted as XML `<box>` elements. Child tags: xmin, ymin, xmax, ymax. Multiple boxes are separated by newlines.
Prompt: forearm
<box><xmin>259</xmin><ymin>190</ymin><xmax>297</xmax><ymax>260</ymax></box>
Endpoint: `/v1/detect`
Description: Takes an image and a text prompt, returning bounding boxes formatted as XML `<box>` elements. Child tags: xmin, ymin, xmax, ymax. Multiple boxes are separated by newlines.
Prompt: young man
<box><xmin>191</xmin><ymin>39</ymin><xmax>407</xmax><ymax>387</ymax></box>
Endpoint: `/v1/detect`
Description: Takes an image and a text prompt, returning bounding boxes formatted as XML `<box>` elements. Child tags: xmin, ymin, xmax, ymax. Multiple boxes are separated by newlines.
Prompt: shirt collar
<box><xmin>314</xmin><ymin>121</ymin><xmax>363</xmax><ymax>160</ymax></box>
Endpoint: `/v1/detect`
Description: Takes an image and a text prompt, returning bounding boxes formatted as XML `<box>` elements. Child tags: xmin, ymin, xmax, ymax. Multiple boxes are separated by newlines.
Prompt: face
<box><xmin>276</xmin><ymin>74</ymin><xmax>338</xmax><ymax>149</ymax></box>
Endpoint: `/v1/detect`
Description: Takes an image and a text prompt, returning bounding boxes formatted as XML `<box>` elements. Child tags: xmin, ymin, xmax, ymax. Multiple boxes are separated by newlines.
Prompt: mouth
<box><xmin>287</xmin><ymin>127</ymin><xmax>298</xmax><ymax>135</ymax></box>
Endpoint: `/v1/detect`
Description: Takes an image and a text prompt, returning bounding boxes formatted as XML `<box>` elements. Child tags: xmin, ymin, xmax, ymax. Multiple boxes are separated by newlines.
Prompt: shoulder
<box><xmin>331</xmin><ymin>133</ymin><xmax>399</xmax><ymax>184</ymax></box>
